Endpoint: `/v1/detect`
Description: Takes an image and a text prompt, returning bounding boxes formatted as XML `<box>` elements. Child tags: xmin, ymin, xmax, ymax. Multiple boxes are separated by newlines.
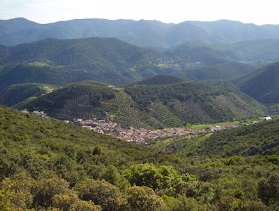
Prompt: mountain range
<box><xmin>1</xmin><ymin>18</ymin><xmax>279</xmax><ymax>48</ymax></box>
<box><xmin>1</xmin><ymin>17</ymin><xmax>279</xmax><ymax>210</ymax></box>
<box><xmin>0</xmin><ymin>37</ymin><xmax>256</xmax><ymax>88</ymax></box>
<box><xmin>0</xmin><ymin>17</ymin><xmax>279</xmax><ymax>126</ymax></box>
<box><xmin>2</xmin><ymin>35</ymin><xmax>275</xmax><ymax>88</ymax></box>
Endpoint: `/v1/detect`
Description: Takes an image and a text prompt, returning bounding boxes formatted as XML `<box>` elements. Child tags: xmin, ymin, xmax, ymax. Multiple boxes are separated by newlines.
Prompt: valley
<box><xmin>0</xmin><ymin>17</ymin><xmax>279</xmax><ymax>210</ymax></box>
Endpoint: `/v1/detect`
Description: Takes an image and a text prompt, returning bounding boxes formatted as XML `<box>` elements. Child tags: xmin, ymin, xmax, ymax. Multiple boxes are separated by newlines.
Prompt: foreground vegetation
<box><xmin>0</xmin><ymin>105</ymin><xmax>278</xmax><ymax>210</ymax></box>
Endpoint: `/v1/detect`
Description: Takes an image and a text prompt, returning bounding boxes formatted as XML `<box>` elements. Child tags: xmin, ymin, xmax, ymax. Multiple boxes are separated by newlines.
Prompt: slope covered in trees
<box><xmin>235</xmin><ymin>62</ymin><xmax>279</xmax><ymax>104</ymax></box>
<box><xmin>185</xmin><ymin>62</ymin><xmax>255</xmax><ymax>81</ymax></box>
<box><xmin>0</xmin><ymin>83</ymin><xmax>56</xmax><ymax>107</ymax></box>
<box><xmin>0</xmin><ymin>37</ymin><xmax>160</xmax><ymax>86</ymax></box>
<box><xmin>0</xmin><ymin>105</ymin><xmax>278</xmax><ymax>210</ymax></box>
<box><xmin>19</xmin><ymin>78</ymin><xmax>267</xmax><ymax>128</ymax></box>
<box><xmin>150</xmin><ymin>119</ymin><xmax>279</xmax><ymax>156</ymax></box>
<box><xmin>0</xmin><ymin>37</ymin><xmax>258</xmax><ymax>90</ymax></box>
<box><xmin>217</xmin><ymin>39</ymin><xmax>279</xmax><ymax>63</ymax></box>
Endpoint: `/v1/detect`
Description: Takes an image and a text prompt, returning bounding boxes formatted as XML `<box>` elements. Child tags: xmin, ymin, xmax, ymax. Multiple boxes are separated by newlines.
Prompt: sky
<box><xmin>1</xmin><ymin>0</ymin><xmax>279</xmax><ymax>25</ymax></box>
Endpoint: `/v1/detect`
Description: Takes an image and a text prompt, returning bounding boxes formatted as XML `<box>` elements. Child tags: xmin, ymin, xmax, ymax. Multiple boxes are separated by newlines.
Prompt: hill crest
<box><xmin>19</xmin><ymin>79</ymin><xmax>267</xmax><ymax>129</ymax></box>
<box><xmin>1</xmin><ymin>18</ymin><xmax>279</xmax><ymax>47</ymax></box>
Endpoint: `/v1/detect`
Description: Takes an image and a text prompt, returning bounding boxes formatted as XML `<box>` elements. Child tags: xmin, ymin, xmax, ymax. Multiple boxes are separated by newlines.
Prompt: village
<box><xmin>21</xmin><ymin>109</ymin><xmax>274</xmax><ymax>145</ymax></box>
<box><xmin>70</xmin><ymin>117</ymin><xmax>240</xmax><ymax>144</ymax></box>
<box><xmin>73</xmin><ymin>118</ymin><xmax>202</xmax><ymax>144</ymax></box>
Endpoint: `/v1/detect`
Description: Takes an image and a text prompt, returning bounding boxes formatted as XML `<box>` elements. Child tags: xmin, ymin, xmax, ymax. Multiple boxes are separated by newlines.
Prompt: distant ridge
<box><xmin>1</xmin><ymin>18</ymin><xmax>279</xmax><ymax>47</ymax></box>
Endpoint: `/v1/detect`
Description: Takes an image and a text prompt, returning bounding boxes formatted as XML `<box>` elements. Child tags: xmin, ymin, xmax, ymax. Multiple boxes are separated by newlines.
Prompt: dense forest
<box><xmin>9</xmin><ymin>78</ymin><xmax>266</xmax><ymax>129</ymax></box>
<box><xmin>0</xmin><ymin>105</ymin><xmax>278</xmax><ymax>210</ymax></box>
<box><xmin>0</xmin><ymin>37</ymin><xmax>260</xmax><ymax>88</ymax></box>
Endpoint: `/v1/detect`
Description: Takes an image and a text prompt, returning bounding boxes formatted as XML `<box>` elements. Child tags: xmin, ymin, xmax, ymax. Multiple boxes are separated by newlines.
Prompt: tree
<box><xmin>99</xmin><ymin>165</ymin><xmax>130</xmax><ymax>192</ymax></box>
<box><xmin>123</xmin><ymin>163</ymin><xmax>162</xmax><ymax>191</ymax></box>
<box><xmin>75</xmin><ymin>179</ymin><xmax>127</xmax><ymax>211</ymax></box>
<box><xmin>99</xmin><ymin>165</ymin><xmax>122</xmax><ymax>186</ymax></box>
<box><xmin>175</xmin><ymin>181</ymin><xmax>214</xmax><ymax>203</ymax></box>
<box><xmin>162</xmin><ymin>195</ymin><xmax>208</xmax><ymax>211</ymax></box>
<box><xmin>258</xmin><ymin>173</ymin><xmax>279</xmax><ymax>205</ymax></box>
<box><xmin>32</xmin><ymin>171</ymin><xmax>70</xmax><ymax>208</ymax></box>
<box><xmin>52</xmin><ymin>192</ymin><xmax>101</xmax><ymax>211</ymax></box>
<box><xmin>127</xmin><ymin>185</ymin><xmax>164</xmax><ymax>211</ymax></box>
<box><xmin>123</xmin><ymin>163</ymin><xmax>192</xmax><ymax>194</ymax></box>
<box><xmin>0</xmin><ymin>172</ymin><xmax>34</xmax><ymax>209</ymax></box>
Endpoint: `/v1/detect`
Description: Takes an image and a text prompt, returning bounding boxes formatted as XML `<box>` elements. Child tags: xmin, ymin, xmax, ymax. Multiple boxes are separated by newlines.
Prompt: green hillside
<box><xmin>185</xmin><ymin>62</ymin><xmax>255</xmax><ymax>81</ymax></box>
<box><xmin>0</xmin><ymin>63</ymin><xmax>132</xmax><ymax>91</ymax></box>
<box><xmin>150</xmin><ymin>119</ymin><xmax>279</xmax><ymax>156</ymax></box>
<box><xmin>0</xmin><ymin>106</ymin><xmax>279</xmax><ymax>210</ymax></box>
<box><xmin>20</xmin><ymin>78</ymin><xmax>267</xmax><ymax>128</ymax></box>
<box><xmin>218</xmin><ymin>39</ymin><xmax>279</xmax><ymax>63</ymax></box>
<box><xmin>197</xmin><ymin>119</ymin><xmax>279</xmax><ymax>156</ymax></box>
<box><xmin>236</xmin><ymin>62</ymin><xmax>279</xmax><ymax>104</ymax></box>
<box><xmin>122</xmin><ymin>79</ymin><xmax>266</xmax><ymax>127</ymax></box>
<box><xmin>0</xmin><ymin>38</ymin><xmax>160</xmax><ymax>85</ymax></box>
<box><xmin>0</xmin><ymin>37</ymin><xmax>256</xmax><ymax>91</ymax></box>
<box><xmin>165</xmin><ymin>42</ymin><xmax>227</xmax><ymax>66</ymax></box>
<box><xmin>0</xmin><ymin>37</ymin><xmax>157</xmax><ymax>69</ymax></box>
<box><xmin>0</xmin><ymin>105</ymin><xmax>179</xmax><ymax>210</ymax></box>
<box><xmin>0</xmin><ymin>83</ymin><xmax>57</xmax><ymax>107</ymax></box>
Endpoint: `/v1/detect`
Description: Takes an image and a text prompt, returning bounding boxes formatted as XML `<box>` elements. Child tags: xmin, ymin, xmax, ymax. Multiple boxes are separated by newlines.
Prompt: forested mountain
<box><xmin>0</xmin><ymin>37</ymin><xmax>159</xmax><ymax>87</ymax></box>
<box><xmin>0</xmin><ymin>37</ymin><xmax>158</xmax><ymax>71</ymax></box>
<box><xmin>184</xmin><ymin>62</ymin><xmax>255</xmax><ymax>81</ymax></box>
<box><xmin>232</xmin><ymin>62</ymin><xmax>279</xmax><ymax>104</ymax></box>
<box><xmin>0</xmin><ymin>83</ymin><xmax>56</xmax><ymax>107</ymax></box>
<box><xmin>217</xmin><ymin>39</ymin><xmax>279</xmax><ymax>63</ymax></box>
<box><xmin>0</xmin><ymin>37</ymin><xmax>257</xmax><ymax>90</ymax></box>
<box><xmin>163</xmin><ymin>42</ymin><xmax>227</xmax><ymax>66</ymax></box>
<box><xmin>17</xmin><ymin>77</ymin><xmax>266</xmax><ymax>128</ymax></box>
<box><xmin>190</xmin><ymin>20</ymin><xmax>279</xmax><ymax>43</ymax></box>
<box><xmin>1</xmin><ymin>18</ymin><xmax>279</xmax><ymax>48</ymax></box>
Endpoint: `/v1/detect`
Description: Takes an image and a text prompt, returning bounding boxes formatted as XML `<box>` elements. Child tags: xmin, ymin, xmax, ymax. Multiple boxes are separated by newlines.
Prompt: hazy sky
<box><xmin>1</xmin><ymin>0</ymin><xmax>279</xmax><ymax>25</ymax></box>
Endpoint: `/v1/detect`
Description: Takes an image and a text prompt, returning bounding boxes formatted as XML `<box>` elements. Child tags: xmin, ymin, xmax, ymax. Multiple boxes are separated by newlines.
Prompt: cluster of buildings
<box><xmin>20</xmin><ymin>109</ymin><xmax>239</xmax><ymax>144</ymax></box>
<box><xmin>73</xmin><ymin>118</ymin><xmax>205</xmax><ymax>144</ymax></box>
<box><xmin>22</xmin><ymin>109</ymin><xmax>274</xmax><ymax>144</ymax></box>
